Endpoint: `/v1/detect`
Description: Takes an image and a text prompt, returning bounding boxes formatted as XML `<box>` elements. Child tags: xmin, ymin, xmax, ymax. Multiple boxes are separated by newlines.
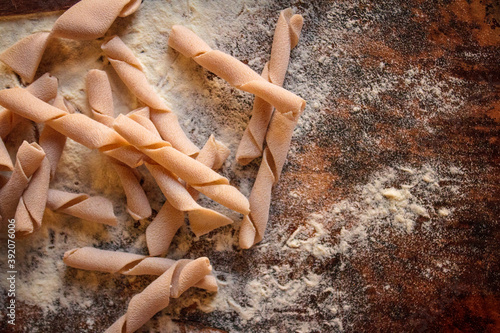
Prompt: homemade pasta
<box><xmin>86</xmin><ymin>69</ymin><xmax>152</xmax><ymax>220</ymax></box>
<box><xmin>63</xmin><ymin>247</ymin><xmax>217</xmax><ymax>291</ymax></box>
<box><xmin>46</xmin><ymin>189</ymin><xmax>117</xmax><ymax>226</ymax></box>
<box><xmin>236</xmin><ymin>9</ymin><xmax>303</xmax><ymax>165</ymax></box>
<box><xmin>102</xmin><ymin>36</ymin><xmax>200</xmax><ymax>156</ymax></box>
<box><xmin>0</xmin><ymin>0</ymin><xmax>142</xmax><ymax>82</ymax></box>
<box><xmin>168</xmin><ymin>25</ymin><xmax>305</xmax><ymax>118</ymax></box>
<box><xmin>105</xmin><ymin>257</ymin><xmax>213</xmax><ymax>333</ymax></box>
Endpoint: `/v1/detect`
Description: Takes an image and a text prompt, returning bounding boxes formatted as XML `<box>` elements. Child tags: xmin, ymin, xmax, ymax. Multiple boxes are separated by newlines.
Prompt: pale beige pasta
<box><xmin>236</xmin><ymin>9</ymin><xmax>303</xmax><ymax>165</ymax></box>
<box><xmin>0</xmin><ymin>0</ymin><xmax>142</xmax><ymax>82</ymax></box>
<box><xmin>39</xmin><ymin>94</ymin><xmax>72</xmax><ymax>179</ymax></box>
<box><xmin>0</xmin><ymin>73</ymin><xmax>58</xmax><ymax>139</ymax></box>
<box><xmin>86</xmin><ymin>69</ymin><xmax>152</xmax><ymax>220</ymax></box>
<box><xmin>101</xmin><ymin>36</ymin><xmax>200</xmax><ymax>156</ymax></box>
<box><xmin>168</xmin><ymin>25</ymin><xmax>305</xmax><ymax>119</ymax></box>
<box><xmin>14</xmin><ymin>156</ymin><xmax>50</xmax><ymax>237</ymax></box>
<box><xmin>0</xmin><ymin>88</ymin><xmax>144</xmax><ymax>168</ymax></box>
<box><xmin>113</xmin><ymin>113</ymin><xmax>250</xmax><ymax>215</ymax></box>
<box><xmin>146</xmin><ymin>162</ymin><xmax>232</xmax><ymax>235</ymax></box>
<box><xmin>0</xmin><ymin>142</ymin><xmax>45</xmax><ymax>230</ymax></box>
<box><xmin>105</xmin><ymin>257</ymin><xmax>213</xmax><ymax>333</ymax></box>
<box><xmin>14</xmin><ymin>95</ymin><xmax>72</xmax><ymax>237</ymax></box>
<box><xmin>63</xmin><ymin>247</ymin><xmax>217</xmax><ymax>291</ymax></box>
<box><xmin>240</xmin><ymin>111</ymin><xmax>300</xmax><ymax>249</ymax></box>
<box><xmin>0</xmin><ymin>138</ymin><xmax>13</xmax><ymax>171</ymax></box>
<box><xmin>46</xmin><ymin>189</ymin><xmax>117</xmax><ymax>226</ymax></box>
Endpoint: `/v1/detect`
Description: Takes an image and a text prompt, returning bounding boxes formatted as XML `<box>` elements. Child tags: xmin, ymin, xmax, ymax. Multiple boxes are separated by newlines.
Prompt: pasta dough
<box><xmin>104</xmin><ymin>257</ymin><xmax>213</xmax><ymax>333</ymax></box>
<box><xmin>167</xmin><ymin>25</ymin><xmax>305</xmax><ymax>119</ymax></box>
<box><xmin>86</xmin><ymin>69</ymin><xmax>152</xmax><ymax>220</ymax></box>
<box><xmin>63</xmin><ymin>247</ymin><xmax>217</xmax><ymax>291</ymax></box>
<box><xmin>46</xmin><ymin>189</ymin><xmax>117</xmax><ymax>226</ymax></box>
<box><xmin>0</xmin><ymin>0</ymin><xmax>142</xmax><ymax>82</ymax></box>
<box><xmin>15</xmin><ymin>94</ymin><xmax>72</xmax><ymax>237</ymax></box>
<box><xmin>0</xmin><ymin>88</ymin><xmax>144</xmax><ymax>169</ymax></box>
<box><xmin>236</xmin><ymin>9</ymin><xmax>303</xmax><ymax>165</ymax></box>
<box><xmin>113</xmin><ymin>113</ymin><xmax>250</xmax><ymax>215</ymax></box>
<box><xmin>146</xmin><ymin>134</ymin><xmax>232</xmax><ymax>256</ymax></box>
<box><xmin>102</xmin><ymin>36</ymin><xmax>199</xmax><ymax>156</ymax></box>
<box><xmin>0</xmin><ymin>141</ymin><xmax>45</xmax><ymax>230</ymax></box>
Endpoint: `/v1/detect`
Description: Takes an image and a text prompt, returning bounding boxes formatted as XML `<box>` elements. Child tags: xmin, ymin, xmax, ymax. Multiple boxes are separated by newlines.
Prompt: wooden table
<box><xmin>0</xmin><ymin>0</ymin><xmax>498</xmax><ymax>332</ymax></box>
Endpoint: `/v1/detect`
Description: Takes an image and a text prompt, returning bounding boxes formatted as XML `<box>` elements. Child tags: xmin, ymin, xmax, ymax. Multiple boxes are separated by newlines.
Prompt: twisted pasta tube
<box><xmin>101</xmin><ymin>36</ymin><xmax>199</xmax><ymax>156</ymax></box>
<box><xmin>15</xmin><ymin>95</ymin><xmax>73</xmax><ymax>236</ymax></box>
<box><xmin>145</xmin><ymin>135</ymin><xmax>232</xmax><ymax>256</ymax></box>
<box><xmin>113</xmin><ymin>113</ymin><xmax>250</xmax><ymax>215</ymax></box>
<box><xmin>46</xmin><ymin>189</ymin><xmax>117</xmax><ymax>226</ymax></box>
<box><xmin>86</xmin><ymin>69</ymin><xmax>152</xmax><ymax>220</ymax></box>
<box><xmin>240</xmin><ymin>108</ymin><xmax>300</xmax><ymax>248</ymax></box>
<box><xmin>39</xmin><ymin>94</ymin><xmax>72</xmax><ymax>179</ymax></box>
<box><xmin>0</xmin><ymin>87</ymin><xmax>144</xmax><ymax>168</ymax></box>
<box><xmin>236</xmin><ymin>9</ymin><xmax>303</xmax><ymax>165</ymax></box>
<box><xmin>63</xmin><ymin>247</ymin><xmax>217</xmax><ymax>291</ymax></box>
<box><xmin>105</xmin><ymin>257</ymin><xmax>213</xmax><ymax>333</ymax></box>
<box><xmin>0</xmin><ymin>0</ymin><xmax>142</xmax><ymax>82</ymax></box>
<box><xmin>0</xmin><ymin>73</ymin><xmax>58</xmax><ymax>139</ymax></box>
<box><xmin>168</xmin><ymin>25</ymin><xmax>305</xmax><ymax>119</ymax></box>
<box><xmin>0</xmin><ymin>142</ymin><xmax>45</xmax><ymax>230</ymax></box>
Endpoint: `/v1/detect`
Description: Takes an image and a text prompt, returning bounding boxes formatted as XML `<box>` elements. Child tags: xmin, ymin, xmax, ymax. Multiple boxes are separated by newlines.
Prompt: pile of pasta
<box><xmin>0</xmin><ymin>0</ymin><xmax>304</xmax><ymax>331</ymax></box>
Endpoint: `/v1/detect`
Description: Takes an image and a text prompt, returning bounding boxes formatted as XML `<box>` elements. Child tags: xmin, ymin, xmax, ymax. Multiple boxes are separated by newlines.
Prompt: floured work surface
<box><xmin>0</xmin><ymin>0</ymin><xmax>499</xmax><ymax>332</ymax></box>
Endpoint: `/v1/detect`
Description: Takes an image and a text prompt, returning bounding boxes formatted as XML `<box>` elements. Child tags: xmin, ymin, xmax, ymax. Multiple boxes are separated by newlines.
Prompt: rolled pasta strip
<box><xmin>0</xmin><ymin>138</ymin><xmax>13</xmax><ymax>171</ymax></box>
<box><xmin>236</xmin><ymin>9</ymin><xmax>303</xmax><ymax>165</ymax></box>
<box><xmin>240</xmin><ymin>111</ymin><xmax>300</xmax><ymax>249</ymax></box>
<box><xmin>63</xmin><ymin>247</ymin><xmax>217</xmax><ymax>291</ymax></box>
<box><xmin>46</xmin><ymin>189</ymin><xmax>117</xmax><ymax>226</ymax></box>
<box><xmin>0</xmin><ymin>0</ymin><xmax>142</xmax><ymax>82</ymax></box>
<box><xmin>39</xmin><ymin>94</ymin><xmax>72</xmax><ymax>178</ymax></box>
<box><xmin>0</xmin><ymin>141</ymin><xmax>45</xmax><ymax>228</ymax></box>
<box><xmin>14</xmin><ymin>95</ymin><xmax>73</xmax><ymax>237</ymax></box>
<box><xmin>0</xmin><ymin>73</ymin><xmax>58</xmax><ymax>139</ymax></box>
<box><xmin>146</xmin><ymin>163</ymin><xmax>232</xmax><ymax>235</ymax></box>
<box><xmin>101</xmin><ymin>36</ymin><xmax>199</xmax><ymax>156</ymax></box>
<box><xmin>113</xmin><ymin>113</ymin><xmax>250</xmax><ymax>215</ymax></box>
<box><xmin>86</xmin><ymin>69</ymin><xmax>151</xmax><ymax>220</ymax></box>
<box><xmin>105</xmin><ymin>257</ymin><xmax>213</xmax><ymax>333</ymax></box>
<box><xmin>168</xmin><ymin>25</ymin><xmax>305</xmax><ymax>118</ymax></box>
<box><xmin>0</xmin><ymin>87</ymin><xmax>145</xmax><ymax>168</ymax></box>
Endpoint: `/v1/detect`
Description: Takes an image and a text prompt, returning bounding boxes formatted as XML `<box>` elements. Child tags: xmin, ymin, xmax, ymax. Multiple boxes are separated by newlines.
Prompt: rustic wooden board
<box><xmin>0</xmin><ymin>0</ymin><xmax>498</xmax><ymax>332</ymax></box>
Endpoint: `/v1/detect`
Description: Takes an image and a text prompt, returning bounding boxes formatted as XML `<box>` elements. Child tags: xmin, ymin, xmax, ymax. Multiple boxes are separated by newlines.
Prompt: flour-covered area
<box><xmin>0</xmin><ymin>0</ymin><xmax>498</xmax><ymax>332</ymax></box>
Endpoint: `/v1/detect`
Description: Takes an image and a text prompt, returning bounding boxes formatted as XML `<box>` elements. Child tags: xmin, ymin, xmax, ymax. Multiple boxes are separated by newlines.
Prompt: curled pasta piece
<box><xmin>113</xmin><ymin>113</ymin><xmax>250</xmax><ymax>215</ymax></box>
<box><xmin>168</xmin><ymin>25</ymin><xmax>305</xmax><ymax>119</ymax></box>
<box><xmin>46</xmin><ymin>189</ymin><xmax>117</xmax><ymax>226</ymax></box>
<box><xmin>105</xmin><ymin>257</ymin><xmax>213</xmax><ymax>333</ymax></box>
<box><xmin>0</xmin><ymin>0</ymin><xmax>142</xmax><ymax>82</ymax></box>
<box><xmin>14</xmin><ymin>95</ymin><xmax>72</xmax><ymax>237</ymax></box>
<box><xmin>86</xmin><ymin>69</ymin><xmax>152</xmax><ymax>220</ymax></box>
<box><xmin>240</xmin><ymin>109</ymin><xmax>300</xmax><ymax>249</ymax></box>
<box><xmin>0</xmin><ymin>73</ymin><xmax>58</xmax><ymax>139</ymax></box>
<box><xmin>0</xmin><ymin>138</ymin><xmax>13</xmax><ymax>171</ymax></box>
<box><xmin>0</xmin><ymin>87</ymin><xmax>144</xmax><ymax>168</ymax></box>
<box><xmin>63</xmin><ymin>247</ymin><xmax>217</xmax><ymax>291</ymax></box>
<box><xmin>0</xmin><ymin>141</ymin><xmax>45</xmax><ymax>229</ymax></box>
<box><xmin>101</xmin><ymin>36</ymin><xmax>199</xmax><ymax>156</ymax></box>
<box><xmin>236</xmin><ymin>9</ymin><xmax>303</xmax><ymax>165</ymax></box>
<box><xmin>39</xmin><ymin>94</ymin><xmax>72</xmax><ymax>178</ymax></box>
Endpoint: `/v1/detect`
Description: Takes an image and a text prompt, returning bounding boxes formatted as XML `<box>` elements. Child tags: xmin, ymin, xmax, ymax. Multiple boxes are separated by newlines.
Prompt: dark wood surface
<box><xmin>0</xmin><ymin>0</ymin><xmax>498</xmax><ymax>332</ymax></box>
<box><xmin>0</xmin><ymin>0</ymin><xmax>79</xmax><ymax>16</ymax></box>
